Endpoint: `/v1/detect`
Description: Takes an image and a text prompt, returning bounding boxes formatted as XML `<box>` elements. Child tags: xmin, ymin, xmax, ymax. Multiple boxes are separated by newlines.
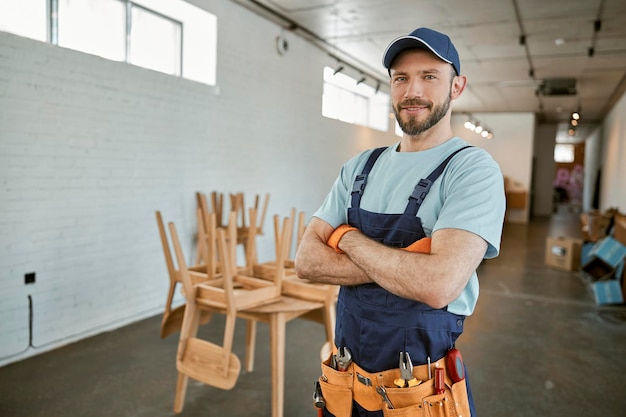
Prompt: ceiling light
<box><xmin>555</xmin><ymin>38</ymin><xmax>565</xmax><ymax>46</ymax></box>
<box><xmin>572</xmin><ymin>111</ymin><xmax>580</xmax><ymax>120</ymax></box>
<box><xmin>464</xmin><ymin>114</ymin><xmax>493</xmax><ymax>139</ymax></box>
<box><xmin>594</xmin><ymin>19</ymin><xmax>602</xmax><ymax>32</ymax></box>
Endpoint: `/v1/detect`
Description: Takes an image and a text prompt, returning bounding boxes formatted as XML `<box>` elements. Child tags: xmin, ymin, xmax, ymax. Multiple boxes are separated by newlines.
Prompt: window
<box><xmin>129</xmin><ymin>5</ymin><xmax>182</xmax><ymax>76</ymax></box>
<box><xmin>0</xmin><ymin>0</ymin><xmax>47</xmax><ymax>41</ymax></box>
<box><xmin>57</xmin><ymin>0</ymin><xmax>127</xmax><ymax>62</ymax></box>
<box><xmin>0</xmin><ymin>0</ymin><xmax>216</xmax><ymax>85</ymax></box>
<box><xmin>322</xmin><ymin>67</ymin><xmax>390</xmax><ymax>132</ymax></box>
<box><xmin>554</xmin><ymin>144</ymin><xmax>575</xmax><ymax>163</ymax></box>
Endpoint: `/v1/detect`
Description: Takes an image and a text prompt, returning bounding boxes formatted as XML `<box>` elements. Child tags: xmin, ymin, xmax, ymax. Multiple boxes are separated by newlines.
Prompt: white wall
<box><xmin>583</xmin><ymin>126</ymin><xmax>603</xmax><ymax>212</ymax></box>
<box><xmin>0</xmin><ymin>1</ymin><xmax>399</xmax><ymax>366</ymax></box>
<box><xmin>600</xmin><ymin>90</ymin><xmax>626</xmax><ymax>211</ymax></box>
<box><xmin>452</xmin><ymin>112</ymin><xmax>536</xmax><ymax>223</ymax></box>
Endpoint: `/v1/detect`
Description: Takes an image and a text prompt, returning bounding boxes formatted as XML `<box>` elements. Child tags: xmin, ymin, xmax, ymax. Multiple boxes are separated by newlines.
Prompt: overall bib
<box><xmin>328</xmin><ymin>146</ymin><xmax>476</xmax><ymax>417</ymax></box>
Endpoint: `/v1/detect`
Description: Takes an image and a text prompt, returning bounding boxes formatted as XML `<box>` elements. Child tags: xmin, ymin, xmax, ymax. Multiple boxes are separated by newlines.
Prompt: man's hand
<box><xmin>327</xmin><ymin>224</ymin><xmax>358</xmax><ymax>254</ymax></box>
<box><xmin>329</xmin><ymin>224</ymin><xmax>432</xmax><ymax>254</ymax></box>
<box><xmin>294</xmin><ymin>217</ymin><xmax>372</xmax><ymax>286</ymax></box>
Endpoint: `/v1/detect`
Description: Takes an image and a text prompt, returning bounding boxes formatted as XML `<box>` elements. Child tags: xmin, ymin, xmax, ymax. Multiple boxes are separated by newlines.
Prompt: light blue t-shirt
<box><xmin>313</xmin><ymin>137</ymin><xmax>506</xmax><ymax>315</ymax></box>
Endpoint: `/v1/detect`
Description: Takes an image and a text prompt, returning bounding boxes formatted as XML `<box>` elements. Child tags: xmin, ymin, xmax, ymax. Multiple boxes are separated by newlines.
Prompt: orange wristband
<box><xmin>327</xmin><ymin>224</ymin><xmax>358</xmax><ymax>254</ymax></box>
<box><xmin>402</xmin><ymin>237</ymin><xmax>432</xmax><ymax>254</ymax></box>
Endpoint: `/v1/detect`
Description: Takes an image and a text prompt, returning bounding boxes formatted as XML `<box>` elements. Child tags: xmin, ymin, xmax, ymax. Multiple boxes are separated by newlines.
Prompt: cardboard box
<box><xmin>581</xmin><ymin>242</ymin><xmax>595</xmax><ymax>266</ymax></box>
<box><xmin>589</xmin><ymin>236</ymin><xmax>626</xmax><ymax>268</ymax></box>
<box><xmin>613</xmin><ymin>213</ymin><xmax>626</xmax><ymax>246</ymax></box>
<box><xmin>591</xmin><ymin>279</ymin><xmax>624</xmax><ymax>305</ymax></box>
<box><xmin>580</xmin><ymin>211</ymin><xmax>612</xmax><ymax>242</ymax></box>
<box><xmin>545</xmin><ymin>236</ymin><xmax>583</xmax><ymax>271</ymax></box>
<box><xmin>581</xmin><ymin>257</ymin><xmax>615</xmax><ymax>282</ymax></box>
<box><xmin>506</xmin><ymin>191</ymin><xmax>527</xmax><ymax>209</ymax></box>
<box><xmin>615</xmin><ymin>262</ymin><xmax>626</xmax><ymax>299</ymax></box>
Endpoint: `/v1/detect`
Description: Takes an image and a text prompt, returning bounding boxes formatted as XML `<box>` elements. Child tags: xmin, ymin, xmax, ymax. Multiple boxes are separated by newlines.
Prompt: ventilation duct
<box><xmin>539</xmin><ymin>78</ymin><xmax>577</xmax><ymax>96</ymax></box>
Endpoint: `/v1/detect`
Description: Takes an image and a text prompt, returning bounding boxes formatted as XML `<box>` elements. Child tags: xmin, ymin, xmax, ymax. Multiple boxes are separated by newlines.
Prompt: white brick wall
<box><xmin>0</xmin><ymin>0</ymin><xmax>396</xmax><ymax>365</ymax></box>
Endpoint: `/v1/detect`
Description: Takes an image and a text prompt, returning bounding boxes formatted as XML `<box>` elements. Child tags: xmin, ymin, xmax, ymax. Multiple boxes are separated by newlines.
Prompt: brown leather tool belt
<box><xmin>318</xmin><ymin>351</ymin><xmax>471</xmax><ymax>417</ymax></box>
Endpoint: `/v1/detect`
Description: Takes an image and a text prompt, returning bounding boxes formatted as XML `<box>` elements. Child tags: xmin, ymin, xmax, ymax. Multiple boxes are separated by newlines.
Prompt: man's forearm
<box><xmin>294</xmin><ymin>234</ymin><xmax>373</xmax><ymax>286</ymax></box>
<box><xmin>338</xmin><ymin>229</ymin><xmax>456</xmax><ymax>308</ymax></box>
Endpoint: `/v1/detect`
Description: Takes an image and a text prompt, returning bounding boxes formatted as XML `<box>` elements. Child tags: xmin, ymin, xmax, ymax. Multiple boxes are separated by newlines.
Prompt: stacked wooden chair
<box><xmin>169</xmin><ymin>205</ymin><xmax>325</xmax><ymax>417</ymax></box>
<box><xmin>247</xmin><ymin>208</ymin><xmax>339</xmax><ymax>346</ymax></box>
<box><xmin>155</xmin><ymin>211</ymin><xmax>212</xmax><ymax>339</ymax></box>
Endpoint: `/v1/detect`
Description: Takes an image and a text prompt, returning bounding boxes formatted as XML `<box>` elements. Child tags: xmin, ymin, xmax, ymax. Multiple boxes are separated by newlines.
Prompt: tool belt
<box><xmin>318</xmin><ymin>352</ymin><xmax>471</xmax><ymax>417</ymax></box>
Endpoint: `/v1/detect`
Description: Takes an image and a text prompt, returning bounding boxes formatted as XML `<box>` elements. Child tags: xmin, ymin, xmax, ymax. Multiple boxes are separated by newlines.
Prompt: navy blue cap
<box><xmin>382</xmin><ymin>27</ymin><xmax>460</xmax><ymax>75</ymax></box>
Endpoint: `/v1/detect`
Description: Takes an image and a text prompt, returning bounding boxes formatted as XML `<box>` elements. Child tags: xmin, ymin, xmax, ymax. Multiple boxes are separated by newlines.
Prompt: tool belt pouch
<box><xmin>353</xmin><ymin>359</ymin><xmax>471</xmax><ymax>417</ymax></box>
<box><xmin>379</xmin><ymin>379</ymin><xmax>470</xmax><ymax>417</ymax></box>
<box><xmin>319</xmin><ymin>354</ymin><xmax>354</xmax><ymax>417</ymax></box>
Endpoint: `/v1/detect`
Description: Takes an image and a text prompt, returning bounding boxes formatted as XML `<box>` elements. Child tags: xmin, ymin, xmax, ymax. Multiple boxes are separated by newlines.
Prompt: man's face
<box><xmin>389</xmin><ymin>49</ymin><xmax>456</xmax><ymax>136</ymax></box>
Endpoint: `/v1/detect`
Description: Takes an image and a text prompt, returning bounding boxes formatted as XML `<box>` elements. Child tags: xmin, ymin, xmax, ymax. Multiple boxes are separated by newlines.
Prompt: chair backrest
<box><xmin>223</xmin><ymin>208</ymin><xmax>258</xmax><ymax>274</ymax></box>
<box><xmin>196</xmin><ymin>207</ymin><xmax>218</xmax><ymax>279</ymax></box>
<box><xmin>296</xmin><ymin>211</ymin><xmax>306</xmax><ymax>252</ymax></box>
<box><xmin>247</xmin><ymin>211</ymin><xmax>293</xmax><ymax>289</ymax></box>
<box><xmin>227</xmin><ymin>192</ymin><xmax>270</xmax><ymax>235</ymax></box>
<box><xmin>167</xmin><ymin>221</ymin><xmax>197</xmax><ymax>307</ymax></box>
<box><xmin>211</xmin><ymin>191</ymin><xmax>224</xmax><ymax>227</ymax></box>
<box><xmin>155</xmin><ymin>211</ymin><xmax>178</xmax><ymax>284</ymax></box>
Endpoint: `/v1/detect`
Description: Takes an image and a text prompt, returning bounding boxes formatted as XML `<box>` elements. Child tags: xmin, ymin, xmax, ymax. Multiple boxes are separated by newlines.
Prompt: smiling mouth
<box><xmin>400</xmin><ymin>101</ymin><xmax>430</xmax><ymax>111</ymax></box>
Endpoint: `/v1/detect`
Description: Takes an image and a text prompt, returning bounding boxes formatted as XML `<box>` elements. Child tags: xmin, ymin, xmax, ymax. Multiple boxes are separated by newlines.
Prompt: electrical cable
<box><xmin>0</xmin><ymin>295</ymin><xmax>161</xmax><ymax>362</ymax></box>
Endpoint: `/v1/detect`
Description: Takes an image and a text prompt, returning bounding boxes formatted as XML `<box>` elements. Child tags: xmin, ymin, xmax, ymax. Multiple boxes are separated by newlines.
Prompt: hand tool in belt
<box><xmin>334</xmin><ymin>347</ymin><xmax>352</xmax><ymax>371</ymax></box>
<box><xmin>376</xmin><ymin>385</ymin><xmax>394</xmax><ymax>409</ymax></box>
<box><xmin>394</xmin><ymin>352</ymin><xmax>420</xmax><ymax>388</ymax></box>
<box><xmin>446</xmin><ymin>348</ymin><xmax>465</xmax><ymax>382</ymax></box>
<box><xmin>312</xmin><ymin>380</ymin><xmax>325</xmax><ymax>416</ymax></box>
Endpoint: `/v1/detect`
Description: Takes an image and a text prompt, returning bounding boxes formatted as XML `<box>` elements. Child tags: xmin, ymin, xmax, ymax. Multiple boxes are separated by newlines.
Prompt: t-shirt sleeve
<box><xmin>312</xmin><ymin>165</ymin><xmax>350</xmax><ymax>228</ymax></box>
<box><xmin>433</xmin><ymin>152</ymin><xmax>506</xmax><ymax>259</ymax></box>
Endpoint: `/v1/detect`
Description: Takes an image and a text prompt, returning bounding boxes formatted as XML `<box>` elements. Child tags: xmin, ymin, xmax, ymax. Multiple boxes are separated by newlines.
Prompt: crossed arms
<box><xmin>294</xmin><ymin>216</ymin><xmax>488</xmax><ymax>309</ymax></box>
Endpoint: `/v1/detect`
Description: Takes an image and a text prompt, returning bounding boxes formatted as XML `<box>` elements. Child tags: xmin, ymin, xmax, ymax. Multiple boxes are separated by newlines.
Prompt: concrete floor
<box><xmin>1</xmin><ymin>206</ymin><xmax>625</xmax><ymax>417</ymax></box>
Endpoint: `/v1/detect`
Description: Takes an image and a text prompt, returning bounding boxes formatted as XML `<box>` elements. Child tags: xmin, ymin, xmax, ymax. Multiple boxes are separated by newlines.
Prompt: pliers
<box><xmin>394</xmin><ymin>352</ymin><xmax>420</xmax><ymax>388</ymax></box>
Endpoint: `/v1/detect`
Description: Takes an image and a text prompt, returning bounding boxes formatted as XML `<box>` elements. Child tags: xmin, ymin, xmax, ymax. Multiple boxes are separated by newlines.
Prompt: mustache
<box><xmin>398</xmin><ymin>99</ymin><xmax>431</xmax><ymax>109</ymax></box>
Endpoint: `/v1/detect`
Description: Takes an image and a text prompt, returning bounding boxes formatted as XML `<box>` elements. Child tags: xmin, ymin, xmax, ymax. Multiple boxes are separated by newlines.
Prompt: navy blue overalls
<box><xmin>326</xmin><ymin>145</ymin><xmax>476</xmax><ymax>417</ymax></box>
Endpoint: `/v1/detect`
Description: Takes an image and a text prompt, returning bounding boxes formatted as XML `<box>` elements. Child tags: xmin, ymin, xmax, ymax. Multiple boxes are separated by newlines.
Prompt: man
<box><xmin>295</xmin><ymin>27</ymin><xmax>505</xmax><ymax>417</ymax></box>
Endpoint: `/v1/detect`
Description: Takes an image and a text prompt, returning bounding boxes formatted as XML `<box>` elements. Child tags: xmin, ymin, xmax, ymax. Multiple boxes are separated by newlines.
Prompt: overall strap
<box><xmin>404</xmin><ymin>145</ymin><xmax>473</xmax><ymax>216</ymax></box>
<box><xmin>350</xmin><ymin>147</ymin><xmax>386</xmax><ymax>209</ymax></box>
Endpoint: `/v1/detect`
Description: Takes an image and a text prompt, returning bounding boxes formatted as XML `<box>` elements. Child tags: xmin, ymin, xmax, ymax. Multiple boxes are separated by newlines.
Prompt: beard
<box><xmin>394</xmin><ymin>93</ymin><xmax>451</xmax><ymax>136</ymax></box>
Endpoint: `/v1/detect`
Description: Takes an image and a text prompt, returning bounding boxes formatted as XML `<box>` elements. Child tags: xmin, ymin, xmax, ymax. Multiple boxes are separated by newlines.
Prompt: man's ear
<box><xmin>451</xmin><ymin>75</ymin><xmax>467</xmax><ymax>99</ymax></box>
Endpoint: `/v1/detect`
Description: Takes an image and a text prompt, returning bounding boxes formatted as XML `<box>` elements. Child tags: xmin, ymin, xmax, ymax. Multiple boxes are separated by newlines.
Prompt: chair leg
<box><xmin>173</xmin><ymin>371</ymin><xmax>189</xmax><ymax>413</ymax></box>
<box><xmin>269</xmin><ymin>312</ymin><xmax>287</xmax><ymax>417</ymax></box>
<box><xmin>222</xmin><ymin>313</ymin><xmax>237</xmax><ymax>377</ymax></box>
<box><xmin>324</xmin><ymin>299</ymin><xmax>336</xmax><ymax>346</ymax></box>
<box><xmin>245</xmin><ymin>319</ymin><xmax>257</xmax><ymax>372</ymax></box>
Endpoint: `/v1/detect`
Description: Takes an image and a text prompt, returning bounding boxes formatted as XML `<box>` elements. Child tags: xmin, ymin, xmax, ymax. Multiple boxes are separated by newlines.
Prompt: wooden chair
<box><xmin>170</xmin><ymin>212</ymin><xmax>325</xmax><ymax>417</ymax></box>
<box><xmin>229</xmin><ymin>192</ymin><xmax>270</xmax><ymax>243</ymax></box>
<box><xmin>155</xmin><ymin>211</ymin><xmax>211</xmax><ymax>339</ymax></box>
<box><xmin>247</xmin><ymin>209</ymin><xmax>339</xmax><ymax>347</ymax></box>
<box><xmin>194</xmin><ymin>191</ymin><xmax>226</xmax><ymax>265</ymax></box>
<box><xmin>281</xmin><ymin>211</ymin><xmax>338</xmax><ymax>346</ymax></box>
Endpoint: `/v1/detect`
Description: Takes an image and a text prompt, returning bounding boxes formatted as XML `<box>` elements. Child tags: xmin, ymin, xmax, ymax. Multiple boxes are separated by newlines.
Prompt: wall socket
<box><xmin>25</xmin><ymin>272</ymin><xmax>36</xmax><ymax>285</ymax></box>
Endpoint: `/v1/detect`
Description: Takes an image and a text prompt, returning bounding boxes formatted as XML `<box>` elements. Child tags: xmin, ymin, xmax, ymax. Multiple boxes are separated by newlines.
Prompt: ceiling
<box><xmin>231</xmin><ymin>0</ymin><xmax>626</xmax><ymax>142</ymax></box>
